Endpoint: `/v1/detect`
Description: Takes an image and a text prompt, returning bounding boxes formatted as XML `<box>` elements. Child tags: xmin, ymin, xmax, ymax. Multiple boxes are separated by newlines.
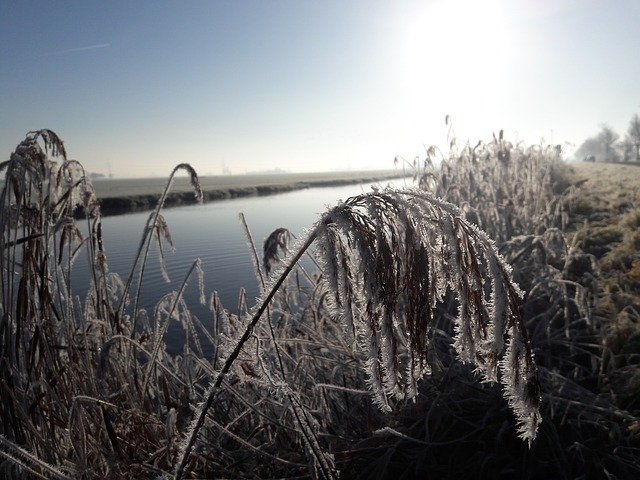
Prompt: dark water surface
<box><xmin>74</xmin><ymin>178</ymin><xmax>410</xmax><ymax>350</ymax></box>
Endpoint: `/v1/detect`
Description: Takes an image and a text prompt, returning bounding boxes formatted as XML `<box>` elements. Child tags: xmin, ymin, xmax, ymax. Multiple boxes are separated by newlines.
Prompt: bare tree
<box><xmin>625</xmin><ymin>114</ymin><xmax>640</xmax><ymax>162</ymax></box>
<box><xmin>597</xmin><ymin>124</ymin><xmax>620</xmax><ymax>162</ymax></box>
<box><xmin>575</xmin><ymin>125</ymin><xmax>620</xmax><ymax>163</ymax></box>
<box><xmin>575</xmin><ymin>135</ymin><xmax>602</xmax><ymax>162</ymax></box>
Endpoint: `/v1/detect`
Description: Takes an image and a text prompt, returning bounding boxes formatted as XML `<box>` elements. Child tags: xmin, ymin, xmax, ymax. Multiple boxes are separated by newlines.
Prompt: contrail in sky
<box><xmin>46</xmin><ymin>43</ymin><xmax>111</xmax><ymax>56</ymax></box>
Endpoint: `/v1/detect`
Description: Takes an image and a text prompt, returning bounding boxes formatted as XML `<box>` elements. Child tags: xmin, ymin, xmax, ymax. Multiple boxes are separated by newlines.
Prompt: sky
<box><xmin>1</xmin><ymin>0</ymin><xmax>639</xmax><ymax>178</ymax></box>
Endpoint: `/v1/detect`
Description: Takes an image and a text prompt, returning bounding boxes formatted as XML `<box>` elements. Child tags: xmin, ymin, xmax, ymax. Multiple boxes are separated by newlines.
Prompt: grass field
<box><xmin>565</xmin><ymin>162</ymin><xmax>640</xmax><ymax>416</ymax></box>
<box><xmin>566</xmin><ymin>162</ymin><xmax>640</xmax><ymax>215</ymax></box>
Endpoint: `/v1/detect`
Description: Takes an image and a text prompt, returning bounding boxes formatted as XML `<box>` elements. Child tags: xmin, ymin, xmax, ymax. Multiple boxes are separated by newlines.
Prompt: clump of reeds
<box><xmin>410</xmin><ymin>130</ymin><xmax>567</xmax><ymax>244</ymax></box>
<box><xmin>173</xmin><ymin>187</ymin><xmax>542</xmax><ymax>478</ymax></box>
<box><xmin>370</xmin><ymin>130</ymin><xmax>640</xmax><ymax>479</ymax></box>
<box><xmin>2</xmin><ymin>128</ymin><xmax>637</xmax><ymax>479</ymax></box>
<box><xmin>0</xmin><ymin>130</ymin><xmax>544</xmax><ymax>479</ymax></box>
<box><xmin>0</xmin><ymin>131</ymin><xmax>205</xmax><ymax>478</ymax></box>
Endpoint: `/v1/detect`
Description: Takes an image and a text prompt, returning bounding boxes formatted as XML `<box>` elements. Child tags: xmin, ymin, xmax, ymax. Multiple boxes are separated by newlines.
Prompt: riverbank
<box><xmin>90</xmin><ymin>169</ymin><xmax>410</xmax><ymax>216</ymax></box>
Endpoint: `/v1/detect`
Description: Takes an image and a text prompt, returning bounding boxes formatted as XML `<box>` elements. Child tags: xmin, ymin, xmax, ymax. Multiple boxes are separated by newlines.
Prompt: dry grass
<box><xmin>0</xmin><ymin>130</ymin><xmax>639</xmax><ymax>479</ymax></box>
<box><xmin>561</xmin><ymin>162</ymin><xmax>640</xmax><ymax>424</ymax></box>
<box><xmin>377</xmin><ymin>138</ymin><xmax>640</xmax><ymax>478</ymax></box>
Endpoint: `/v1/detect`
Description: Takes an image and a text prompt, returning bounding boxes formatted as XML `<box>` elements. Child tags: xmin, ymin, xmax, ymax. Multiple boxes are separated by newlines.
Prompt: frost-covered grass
<box><xmin>0</xmin><ymin>130</ymin><xmax>638</xmax><ymax>479</ymax></box>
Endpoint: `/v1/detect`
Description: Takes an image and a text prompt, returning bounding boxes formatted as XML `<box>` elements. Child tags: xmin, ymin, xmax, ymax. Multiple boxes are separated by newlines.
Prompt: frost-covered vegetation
<box><xmin>0</xmin><ymin>130</ymin><xmax>638</xmax><ymax>479</ymax></box>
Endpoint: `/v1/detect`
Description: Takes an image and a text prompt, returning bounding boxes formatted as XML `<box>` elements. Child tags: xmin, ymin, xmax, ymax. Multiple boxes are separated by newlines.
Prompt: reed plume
<box><xmin>263</xmin><ymin>227</ymin><xmax>291</xmax><ymax>275</ymax></box>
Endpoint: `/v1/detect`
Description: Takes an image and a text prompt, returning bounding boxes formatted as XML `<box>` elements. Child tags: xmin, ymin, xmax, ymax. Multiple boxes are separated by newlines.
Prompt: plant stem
<box><xmin>174</xmin><ymin>223</ymin><xmax>321</xmax><ymax>480</ymax></box>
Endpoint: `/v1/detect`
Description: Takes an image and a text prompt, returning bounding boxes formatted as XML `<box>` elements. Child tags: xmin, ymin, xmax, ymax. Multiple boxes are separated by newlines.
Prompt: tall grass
<box><xmin>376</xmin><ymin>132</ymin><xmax>640</xmax><ymax>478</ymax></box>
<box><xmin>0</xmin><ymin>129</ymin><xmax>637</xmax><ymax>479</ymax></box>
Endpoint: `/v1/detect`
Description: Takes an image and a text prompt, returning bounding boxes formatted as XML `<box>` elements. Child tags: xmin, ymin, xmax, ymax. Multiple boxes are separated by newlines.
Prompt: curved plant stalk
<box><xmin>117</xmin><ymin>163</ymin><xmax>202</xmax><ymax>338</ymax></box>
<box><xmin>238</xmin><ymin>214</ymin><xmax>335</xmax><ymax>478</ymax></box>
<box><xmin>174</xmin><ymin>189</ymin><xmax>541</xmax><ymax>479</ymax></box>
<box><xmin>174</xmin><ymin>227</ymin><xmax>321</xmax><ymax>479</ymax></box>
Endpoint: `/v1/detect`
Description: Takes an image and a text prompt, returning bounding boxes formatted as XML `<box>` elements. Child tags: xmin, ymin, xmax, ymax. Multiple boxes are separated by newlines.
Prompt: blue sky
<box><xmin>1</xmin><ymin>0</ymin><xmax>639</xmax><ymax>177</ymax></box>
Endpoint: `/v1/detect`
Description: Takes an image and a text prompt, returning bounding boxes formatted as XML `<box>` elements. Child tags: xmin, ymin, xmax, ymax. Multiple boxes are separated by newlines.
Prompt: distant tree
<box><xmin>621</xmin><ymin>137</ymin><xmax>634</xmax><ymax>162</ymax></box>
<box><xmin>597</xmin><ymin>124</ymin><xmax>620</xmax><ymax>162</ymax></box>
<box><xmin>575</xmin><ymin>124</ymin><xmax>622</xmax><ymax>163</ymax></box>
<box><xmin>625</xmin><ymin>114</ymin><xmax>640</xmax><ymax>162</ymax></box>
<box><xmin>575</xmin><ymin>136</ymin><xmax>602</xmax><ymax>162</ymax></box>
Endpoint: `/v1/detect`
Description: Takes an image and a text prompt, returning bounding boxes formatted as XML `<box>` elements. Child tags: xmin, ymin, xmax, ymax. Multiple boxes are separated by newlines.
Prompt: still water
<box><xmin>74</xmin><ymin>177</ymin><xmax>411</xmax><ymax>349</ymax></box>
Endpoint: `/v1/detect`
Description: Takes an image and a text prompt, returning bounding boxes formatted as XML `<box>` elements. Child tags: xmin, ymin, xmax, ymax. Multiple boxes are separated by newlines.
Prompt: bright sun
<box><xmin>401</xmin><ymin>0</ymin><xmax>514</xmax><ymax>124</ymax></box>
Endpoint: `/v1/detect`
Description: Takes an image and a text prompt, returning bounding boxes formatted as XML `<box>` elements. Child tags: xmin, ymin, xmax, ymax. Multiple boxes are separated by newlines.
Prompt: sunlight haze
<box><xmin>1</xmin><ymin>0</ymin><xmax>639</xmax><ymax>177</ymax></box>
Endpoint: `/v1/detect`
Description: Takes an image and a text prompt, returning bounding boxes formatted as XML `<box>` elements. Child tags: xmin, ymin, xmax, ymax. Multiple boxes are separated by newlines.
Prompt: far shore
<box><xmin>90</xmin><ymin>169</ymin><xmax>411</xmax><ymax>217</ymax></box>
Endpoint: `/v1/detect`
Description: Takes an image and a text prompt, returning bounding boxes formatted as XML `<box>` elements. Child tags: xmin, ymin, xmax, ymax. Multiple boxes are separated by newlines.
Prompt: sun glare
<box><xmin>401</xmin><ymin>0</ymin><xmax>513</xmax><ymax>127</ymax></box>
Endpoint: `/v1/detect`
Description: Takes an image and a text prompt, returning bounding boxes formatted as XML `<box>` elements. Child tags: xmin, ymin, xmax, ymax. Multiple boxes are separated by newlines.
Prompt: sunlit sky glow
<box><xmin>1</xmin><ymin>0</ymin><xmax>639</xmax><ymax>177</ymax></box>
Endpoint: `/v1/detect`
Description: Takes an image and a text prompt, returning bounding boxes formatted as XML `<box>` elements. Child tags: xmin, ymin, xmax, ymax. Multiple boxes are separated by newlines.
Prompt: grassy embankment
<box><xmin>564</xmin><ymin>162</ymin><xmax>640</xmax><ymax>414</ymax></box>
<box><xmin>92</xmin><ymin>170</ymin><xmax>409</xmax><ymax>216</ymax></box>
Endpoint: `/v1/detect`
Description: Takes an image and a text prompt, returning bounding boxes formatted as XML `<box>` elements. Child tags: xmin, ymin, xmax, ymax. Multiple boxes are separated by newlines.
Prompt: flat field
<box><xmin>567</xmin><ymin>161</ymin><xmax>640</xmax><ymax>214</ymax></box>
<box><xmin>92</xmin><ymin>169</ymin><xmax>407</xmax><ymax>198</ymax></box>
<box><xmin>566</xmin><ymin>161</ymin><xmax>640</xmax><ymax>379</ymax></box>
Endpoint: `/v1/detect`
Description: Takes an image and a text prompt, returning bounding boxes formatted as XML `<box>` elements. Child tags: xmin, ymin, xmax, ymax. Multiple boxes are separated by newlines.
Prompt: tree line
<box><xmin>576</xmin><ymin>113</ymin><xmax>640</xmax><ymax>163</ymax></box>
